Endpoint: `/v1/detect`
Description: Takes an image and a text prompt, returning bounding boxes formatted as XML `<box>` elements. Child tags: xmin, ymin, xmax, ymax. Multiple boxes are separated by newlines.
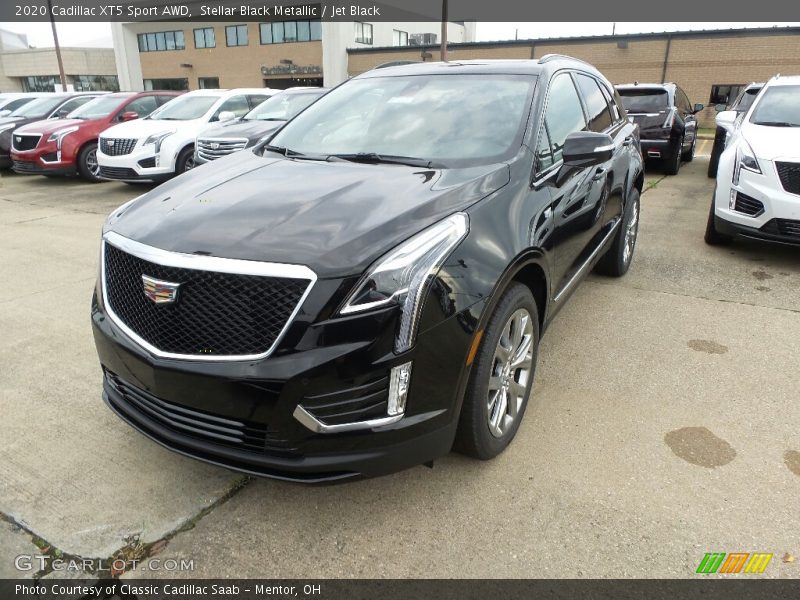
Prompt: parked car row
<box><xmin>3</xmin><ymin>86</ymin><xmax>329</xmax><ymax>184</ymax></box>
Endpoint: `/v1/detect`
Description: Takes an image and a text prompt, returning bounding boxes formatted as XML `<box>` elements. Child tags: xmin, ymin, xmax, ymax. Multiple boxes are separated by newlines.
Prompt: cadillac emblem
<box><xmin>141</xmin><ymin>274</ymin><xmax>181</xmax><ymax>304</ymax></box>
<box><xmin>210</xmin><ymin>142</ymin><xmax>220</xmax><ymax>150</ymax></box>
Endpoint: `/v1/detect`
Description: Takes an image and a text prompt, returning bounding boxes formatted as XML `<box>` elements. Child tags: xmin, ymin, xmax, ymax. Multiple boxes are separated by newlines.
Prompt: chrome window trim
<box><xmin>101</xmin><ymin>231</ymin><xmax>317</xmax><ymax>362</ymax></box>
<box><xmin>293</xmin><ymin>405</ymin><xmax>403</xmax><ymax>434</ymax></box>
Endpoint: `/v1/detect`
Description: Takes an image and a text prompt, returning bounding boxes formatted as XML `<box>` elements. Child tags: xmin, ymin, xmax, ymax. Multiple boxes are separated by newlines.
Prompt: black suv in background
<box><xmin>0</xmin><ymin>92</ymin><xmax>103</xmax><ymax>168</ymax></box>
<box><xmin>616</xmin><ymin>83</ymin><xmax>703</xmax><ymax>175</ymax></box>
<box><xmin>707</xmin><ymin>82</ymin><xmax>764</xmax><ymax>177</ymax></box>
<box><xmin>93</xmin><ymin>57</ymin><xmax>644</xmax><ymax>482</ymax></box>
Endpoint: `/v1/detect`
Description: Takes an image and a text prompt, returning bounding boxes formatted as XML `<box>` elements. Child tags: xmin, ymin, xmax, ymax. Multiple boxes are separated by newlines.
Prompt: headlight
<box><xmin>733</xmin><ymin>139</ymin><xmax>761</xmax><ymax>185</ymax></box>
<box><xmin>47</xmin><ymin>126</ymin><xmax>78</xmax><ymax>149</ymax></box>
<box><xmin>339</xmin><ymin>213</ymin><xmax>469</xmax><ymax>353</ymax></box>
<box><xmin>143</xmin><ymin>130</ymin><xmax>175</xmax><ymax>153</ymax></box>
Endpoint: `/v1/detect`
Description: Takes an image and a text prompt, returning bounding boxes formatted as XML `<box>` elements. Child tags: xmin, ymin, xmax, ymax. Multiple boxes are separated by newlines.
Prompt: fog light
<box><xmin>388</xmin><ymin>361</ymin><xmax>412</xmax><ymax>416</ymax></box>
<box><xmin>729</xmin><ymin>188</ymin><xmax>737</xmax><ymax>210</ymax></box>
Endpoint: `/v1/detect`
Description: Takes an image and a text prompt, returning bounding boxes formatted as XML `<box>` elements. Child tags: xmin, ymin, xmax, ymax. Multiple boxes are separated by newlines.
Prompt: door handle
<box><xmin>622</xmin><ymin>136</ymin><xmax>634</xmax><ymax>147</ymax></box>
<box><xmin>592</xmin><ymin>167</ymin><xmax>607</xmax><ymax>181</ymax></box>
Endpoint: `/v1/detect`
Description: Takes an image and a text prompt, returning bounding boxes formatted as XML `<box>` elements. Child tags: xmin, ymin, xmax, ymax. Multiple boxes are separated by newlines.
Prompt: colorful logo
<box><xmin>696</xmin><ymin>552</ymin><xmax>773</xmax><ymax>574</ymax></box>
<box><xmin>141</xmin><ymin>274</ymin><xmax>181</xmax><ymax>305</ymax></box>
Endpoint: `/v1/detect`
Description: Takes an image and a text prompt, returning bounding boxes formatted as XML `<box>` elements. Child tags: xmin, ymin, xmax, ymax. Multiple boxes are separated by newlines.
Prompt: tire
<box><xmin>707</xmin><ymin>130</ymin><xmax>725</xmax><ymax>178</ymax></box>
<box><xmin>664</xmin><ymin>135</ymin><xmax>683</xmax><ymax>175</ymax></box>
<box><xmin>77</xmin><ymin>142</ymin><xmax>103</xmax><ymax>183</ymax></box>
<box><xmin>683</xmin><ymin>134</ymin><xmax>696</xmax><ymax>162</ymax></box>
<box><xmin>704</xmin><ymin>187</ymin><xmax>732</xmax><ymax>245</ymax></box>
<box><xmin>595</xmin><ymin>187</ymin><xmax>640</xmax><ymax>277</ymax></box>
<box><xmin>175</xmin><ymin>146</ymin><xmax>196</xmax><ymax>175</ymax></box>
<box><xmin>454</xmin><ymin>283</ymin><xmax>539</xmax><ymax>460</ymax></box>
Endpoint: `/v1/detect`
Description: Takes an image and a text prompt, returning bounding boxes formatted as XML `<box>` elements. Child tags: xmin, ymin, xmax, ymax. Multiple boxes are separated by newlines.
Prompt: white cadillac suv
<box><xmin>706</xmin><ymin>75</ymin><xmax>800</xmax><ymax>245</ymax></box>
<box><xmin>97</xmin><ymin>88</ymin><xmax>275</xmax><ymax>183</ymax></box>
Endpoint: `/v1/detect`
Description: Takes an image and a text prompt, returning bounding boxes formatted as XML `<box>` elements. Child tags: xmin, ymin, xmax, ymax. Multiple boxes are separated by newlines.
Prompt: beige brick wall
<box><xmin>136</xmin><ymin>23</ymin><xmax>322</xmax><ymax>90</ymax></box>
<box><xmin>0</xmin><ymin>48</ymin><xmax>116</xmax><ymax>78</ymax></box>
<box><xmin>348</xmin><ymin>32</ymin><xmax>800</xmax><ymax>128</ymax></box>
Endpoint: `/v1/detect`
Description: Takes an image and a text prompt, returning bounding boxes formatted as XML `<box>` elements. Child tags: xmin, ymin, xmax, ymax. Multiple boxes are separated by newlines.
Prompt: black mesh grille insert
<box><xmin>103</xmin><ymin>242</ymin><xmax>311</xmax><ymax>357</ymax></box>
<box><xmin>776</xmin><ymin>162</ymin><xmax>800</xmax><ymax>195</ymax></box>
<box><xmin>733</xmin><ymin>192</ymin><xmax>764</xmax><ymax>217</ymax></box>
<box><xmin>101</xmin><ymin>137</ymin><xmax>137</xmax><ymax>156</ymax></box>
<box><xmin>761</xmin><ymin>218</ymin><xmax>800</xmax><ymax>239</ymax></box>
<box><xmin>12</xmin><ymin>134</ymin><xmax>40</xmax><ymax>151</ymax></box>
<box><xmin>99</xmin><ymin>166</ymin><xmax>139</xmax><ymax>180</ymax></box>
<box><xmin>11</xmin><ymin>160</ymin><xmax>37</xmax><ymax>173</ymax></box>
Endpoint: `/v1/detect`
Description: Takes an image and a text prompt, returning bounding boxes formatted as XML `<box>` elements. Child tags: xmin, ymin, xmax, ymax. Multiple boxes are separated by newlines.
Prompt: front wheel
<box><xmin>595</xmin><ymin>187</ymin><xmax>640</xmax><ymax>277</ymax></box>
<box><xmin>175</xmin><ymin>146</ymin><xmax>196</xmax><ymax>174</ymax></box>
<box><xmin>707</xmin><ymin>130</ymin><xmax>725</xmax><ymax>178</ymax></box>
<box><xmin>454</xmin><ymin>283</ymin><xmax>539</xmax><ymax>460</ymax></box>
<box><xmin>704</xmin><ymin>188</ymin><xmax>732</xmax><ymax>245</ymax></box>
<box><xmin>77</xmin><ymin>142</ymin><xmax>103</xmax><ymax>183</ymax></box>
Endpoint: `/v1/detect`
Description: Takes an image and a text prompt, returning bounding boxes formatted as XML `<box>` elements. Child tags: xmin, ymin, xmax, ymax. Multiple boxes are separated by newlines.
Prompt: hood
<box><xmin>103</xmin><ymin>116</ymin><xmax>204</xmax><ymax>138</ymax></box>
<box><xmin>0</xmin><ymin>116</ymin><xmax>37</xmax><ymax>129</ymax></box>
<box><xmin>742</xmin><ymin>123</ymin><xmax>800</xmax><ymax>161</ymax></box>
<box><xmin>15</xmin><ymin>118</ymin><xmax>88</xmax><ymax>136</ymax></box>
<box><xmin>109</xmin><ymin>151</ymin><xmax>510</xmax><ymax>279</ymax></box>
<box><xmin>197</xmin><ymin>119</ymin><xmax>284</xmax><ymax>143</ymax></box>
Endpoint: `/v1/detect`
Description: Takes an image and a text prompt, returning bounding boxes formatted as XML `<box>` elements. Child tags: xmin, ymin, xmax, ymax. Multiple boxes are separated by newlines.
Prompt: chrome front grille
<box><xmin>196</xmin><ymin>138</ymin><xmax>249</xmax><ymax>161</ymax></box>
<box><xmin>100</xmin><ymin>137</ymin><xmax>137</xmax><ymax>156</ymax></box>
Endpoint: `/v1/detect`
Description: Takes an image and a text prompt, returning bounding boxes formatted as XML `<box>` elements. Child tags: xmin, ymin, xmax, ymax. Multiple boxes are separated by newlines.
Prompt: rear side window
<box><xmin>213</xmin><ymin>95</ymin><xmax>250</xmax><ymax>120</ymax></box>
<box><xmin>122</xmin><ymin>96</ymin><xmax>158</xmax><ymax>118</ymax></box>
<box><xmin>618</xmin><ymin>88</ymin><xmax>669</xmax><ymax>113</ymax></box>
<box><xmin>247</xmin><ymin>94</ymin><xmax>270</xmax><ymax>109</ymax></box>
<box><xmin>55</xmin><ymin>96</ymin><xmax>94</xmax><ymax>116</ymax></box>
<box><xmin>542</xmin><ymin>73</ymin><xmax>587</xmax><ymax>165</ymax></box>
<box><xmin>575</xmin><ymin>74</ymin><xmax>613</xmax><ymax>132</ymax></box>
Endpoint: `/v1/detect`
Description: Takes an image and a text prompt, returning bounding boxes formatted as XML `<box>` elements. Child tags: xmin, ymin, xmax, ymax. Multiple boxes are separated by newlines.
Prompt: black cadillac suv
<box><xmin>616</xmin><ymin>82</ymin><xmax>703</xmax><ymax>175</ymax></box>
<box><xmin>93</xmin><ymin>57</ymin><xmax>644</xmax><ymax>482</ymax></box>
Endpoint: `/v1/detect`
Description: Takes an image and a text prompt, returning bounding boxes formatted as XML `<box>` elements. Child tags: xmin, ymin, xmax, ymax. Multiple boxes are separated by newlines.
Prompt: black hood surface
<box><xmin>110</xmin><ymin>151</ymin><xmax>510</xmax><ymax>279</ymax></box>
<box><xmin>198</xmin><ymin>119</ymin><xmax>284</xmax><ymax>144</ymax></box>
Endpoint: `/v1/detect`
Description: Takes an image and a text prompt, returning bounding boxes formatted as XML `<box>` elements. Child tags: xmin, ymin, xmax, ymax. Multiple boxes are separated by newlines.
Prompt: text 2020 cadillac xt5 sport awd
<box><xmin>93</xmin><ymin>57</ymin><xmax>644</xmax><ymax>483</ymax></box>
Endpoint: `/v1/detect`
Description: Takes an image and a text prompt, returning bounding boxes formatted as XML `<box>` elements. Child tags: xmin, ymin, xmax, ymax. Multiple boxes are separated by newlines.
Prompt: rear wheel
<box><xmin>664</xmin><ymin>135</ymin><xmax>683</xmax><ymax>175</ymax></box>
<box><xmin>704</xmin><ymin>188</ymin><xmax>732</xmax><ymax>245</ymax></box>
<box><xmin>454</xmin><ymin>283</ymin><xmax>539</xmax><ymax>460</ymax></box>
<box><xmin>683</xmin><ymin>134</ymin><xmax>696</xmax><ymax>162</ymax></box>
<box><xmin>77</xmin><ymin>142</ymin><xmax>103</xmax><ymax>183</ymax></box>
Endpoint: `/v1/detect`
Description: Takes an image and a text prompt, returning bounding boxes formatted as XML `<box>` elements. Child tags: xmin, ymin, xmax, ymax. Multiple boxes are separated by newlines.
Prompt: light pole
<box><xmin>440</xmin><ymin>0</ymin><xmax>448</xmax><ymax>62</ymax></box>
<box><xmin>46</xmin><ymin>0</ymin><xmax>67</xmax><ymax>91</ymax></box>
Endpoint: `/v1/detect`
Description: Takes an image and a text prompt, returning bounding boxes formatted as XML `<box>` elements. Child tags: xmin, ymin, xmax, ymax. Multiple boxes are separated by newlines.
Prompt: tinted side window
<box><xmin>55</xmin><ymin>96</ymin><xmax>93</xmax><ymax>115</ymax></box>
<box><xmin>213</xmin><ymin>95</ymin><xmax>250</xmax><ymax>120</ymax></box>
<box><xmin>122</xmin><ymin>96</ymin><xmax>157</xmax><ymax>117</ymax></box>
<box><xmin>575</xmin><ymin>74</ymin><xmax>613</xmax><ymax>132</ymax></box>
<box><xmin>677</xmin><ymin>88</ymin><xmax>691</xmax><ymax>112</ymax></box>
<box><xmin>543</xmin><ymin>73</ymin><xmax>587</xmax><ymax>164</ymax></box>
<box><xmin>535</xmin><ymin>124</ymin><xmax>554</xmax><ymax>173</ymax></box>
<box><xmin>247</xmin><ymin>94</ymin><xmax>270</xmax><ymax>109</ymax></box>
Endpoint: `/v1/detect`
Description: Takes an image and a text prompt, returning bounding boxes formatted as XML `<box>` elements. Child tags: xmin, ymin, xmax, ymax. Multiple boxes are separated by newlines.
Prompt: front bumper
<box><xmin>91</xmin><ymin>286</ymin><xmax>477</xmax><ymax>482</ymax></box>
<box><xmin>11</xmin><ymin>145</ymin><xmax>76</xmax><ymax>176</ymax></box>
<box><xmin>97</xmin><ymin>147</ymin><xmax>173</xmax><ymax>182</ymax></box>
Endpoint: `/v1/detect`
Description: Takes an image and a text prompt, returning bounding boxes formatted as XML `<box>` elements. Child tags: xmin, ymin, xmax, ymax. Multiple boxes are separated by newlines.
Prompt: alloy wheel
<box><xmin>487</xmin><ymin>308</ymin><xmax>535</xmax><ymax>438</ymax></box>
<box><xmin>87</xmin><ymin>149</ymin><xmax>100</xmax><ymax>177</ymax></box>
<box><xmin>622</xmin><ymin>196</ymin><xmax>639</xmax><ymax>266</ymax></box>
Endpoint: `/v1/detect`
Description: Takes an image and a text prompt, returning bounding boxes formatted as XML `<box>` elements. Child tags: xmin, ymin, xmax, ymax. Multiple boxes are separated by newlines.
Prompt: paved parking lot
<box><xmin>1</xmin><ymin>153</ymin><xmax>799</xmax><ymax>579</ymax></box>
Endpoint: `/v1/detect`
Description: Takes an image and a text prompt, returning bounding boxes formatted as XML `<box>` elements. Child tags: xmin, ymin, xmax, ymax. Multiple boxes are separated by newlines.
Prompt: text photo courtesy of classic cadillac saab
<box><xmin>93</xmin><ymin>57</ymin><xmax>644</xmax><ymax>482</ymax></box>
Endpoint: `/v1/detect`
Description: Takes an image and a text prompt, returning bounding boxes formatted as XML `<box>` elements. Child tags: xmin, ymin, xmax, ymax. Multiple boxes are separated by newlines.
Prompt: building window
<box><xmin>21</xmin><ymin>75</ymin><xmax>60</xmax><ymax>92</ymax></box>
<box><xmin>198</xmin><ymin>77</ymin><xmax>220</xmax><ymax>89</ymax></box>
<box><xmin>260</xmin><ymin>20</ymin><xmax>321</xmax><ymax>44</ymax></box>
<box><xmin>709</xmin><ymin>84</ymin><xmax>744</xmax><ymax>106</ymax></box>
<box><xmin>392</xmin><ymin>29</ymin><xmax>408</xmax><ymax>46</ymax></box>
<box><xmin>194</xmin><ymin>27</ymin><xmax>215</xmax><ymax>49</ymax></box>
<box><xmin>226</xmin><ymin>24</ymin><xmax>248</xmax><ymax>47</ymax></box>
<box><xmin>72</xmin><ymin>74</ymin><xmax>119</xmax><ymax>92</ymax></box>
<box><xmin>137</xmin><ymin>31</ymin><xmax>185</xmax><ymax>52</ymax></box>
<box><xmin>144</xmin><ymin>78</ymin><xmax>189</xmax><ymax>91</ymax></box>
<box><xmin>354</xmin><ymin>22</ymin><xmax>373</xmax><ymax>45</ymax></box>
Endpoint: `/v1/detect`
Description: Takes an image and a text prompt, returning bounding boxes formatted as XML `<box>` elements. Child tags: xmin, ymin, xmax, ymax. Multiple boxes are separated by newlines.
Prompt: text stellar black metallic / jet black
<box><xmin>92</xmin><ymin>57</ymin><xmax>644</xmax><ymax>483</ymax></box>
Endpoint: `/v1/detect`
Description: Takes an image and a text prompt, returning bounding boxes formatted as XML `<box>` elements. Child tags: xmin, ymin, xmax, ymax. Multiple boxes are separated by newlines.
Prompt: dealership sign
<box><xmin>261</xmin><ymin>65</ymin><xmax>322</xmax><ymax>76</ymax></box>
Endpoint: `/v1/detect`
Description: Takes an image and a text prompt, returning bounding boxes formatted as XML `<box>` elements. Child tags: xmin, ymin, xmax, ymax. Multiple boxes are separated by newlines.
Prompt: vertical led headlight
<box><xmin>339</xmin><ymin>213</ymin><xmax>469</xmax><ymax>353</ymax></box>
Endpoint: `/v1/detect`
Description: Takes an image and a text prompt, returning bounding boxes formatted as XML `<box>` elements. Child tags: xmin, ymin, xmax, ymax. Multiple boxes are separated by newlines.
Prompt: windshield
<box><xmin>617</xmin><ymin>89</ymin><xmax>669</xmax><ymax>113</ymax></box>
<box><xmin>749</xmin><ymin>86</ymin><xmax>800</xmax><ymax>127</ymax></box>
<box><xmin>244</xmin><ymin>92</ymin><xmax>323</xmax><ymax>121</ymax></box>
<box><xmin>10</xmin><ymin>96</ymin><xmax>66</xmax><ymax>118</ymax></box>
<box><xmin>269</xmin><ymin>74</ymin><xmax>535</xmax><ymax>166</ymax></box>
<box><xmin>148</xmin><ymin>95</ymin><xmax>218</xmax><ymax>121</ymax></box>
<box><xmin>68</xmin><ymin>95</ymin><xmax>126</xmax><ymax>120</ymax></box>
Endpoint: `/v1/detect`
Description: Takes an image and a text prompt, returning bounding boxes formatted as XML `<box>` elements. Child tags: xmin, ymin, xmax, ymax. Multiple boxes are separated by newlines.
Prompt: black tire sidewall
<box><xmin>77</xmin><ymin>142</ymin><xmax>101</xmax><ymax>183</ymax></box>
<box><xmin>457</xmin><ymin>283</ymin><xmax>539</xmax><ymax>460</ymax></box>
<box><xmin>176</xmin><ymin>147</ymin><xmax>195</xmax><ymax>174</ymax></box>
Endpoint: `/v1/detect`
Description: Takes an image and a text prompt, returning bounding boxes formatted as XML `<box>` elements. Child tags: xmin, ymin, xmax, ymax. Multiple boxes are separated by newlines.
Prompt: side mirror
<box><xmin>715</xmin><ymin>110</ymin><xmax>737</xmax><ymax>134</ymax></box>
<box><xmin>120</xmin><ymin>111</ymin><xmax>139</xmax><ymax>122</ymax></box>
<box><xmin>715</xmin><ymin>103</ymin><xmax>727</xmax><ymax>112</ymax></box>
<box><xmin>562</xmin><ymin>131</ymin><xmax>614</xmax><ymax>168</ymax></box>
<box><xmin>51</xmin><ymin>109</ymin><xmax>69</xmax><ymax>119</ymax></box>
<box><xmin>218</xmin><ymin>111</ymin><xmax>236</xmax><ymax>123</ymax></box>
<box><xmin>0</xmin><ymin>110</ymin><xmax>9</xmax><ymax>117</ymax></box>
<box><xmin>693</xmin><ymin>103</ymin><xmax>705</xmax><ymax>113</ymax></box>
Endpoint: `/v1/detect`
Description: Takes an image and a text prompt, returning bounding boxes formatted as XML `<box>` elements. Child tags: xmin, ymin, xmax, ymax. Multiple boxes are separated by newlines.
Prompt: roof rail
<box><xmin>538</xmin><ymin>53</ymin><xmax>593</xmax><ymax>67</ymax></box>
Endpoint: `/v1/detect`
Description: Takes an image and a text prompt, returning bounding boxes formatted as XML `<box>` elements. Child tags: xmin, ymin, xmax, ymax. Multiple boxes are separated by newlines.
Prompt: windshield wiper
<box><xmin>752</xmin><ymin>121</ymin><xmax>798</xmax><ymax>127</ymax></box>
<box><xmin>263</xmin><ymin>144</ymin><xmax>327</xmax><ymax>161</ymax></box>
<box><xmin>329</xmin><ymin>152</ymin><xmax>434</xmax><ymax>168</ymax></box>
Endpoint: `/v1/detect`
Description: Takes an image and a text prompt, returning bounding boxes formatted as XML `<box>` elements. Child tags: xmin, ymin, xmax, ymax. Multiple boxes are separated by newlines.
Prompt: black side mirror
<box><xmin>694</xmin><ymin>103</ymin><xmax>705</xmax><ymax>113</ymax></box>
<box><xmin>562</xmin><ymin>131</ymin><xmax>614</xmax><ymax>168</ymax></box>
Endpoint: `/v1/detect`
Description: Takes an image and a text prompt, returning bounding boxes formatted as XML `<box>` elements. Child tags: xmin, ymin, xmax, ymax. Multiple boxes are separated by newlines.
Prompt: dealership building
<box><xmin>0</xmin><ymin>28</ymin><xmax>118</xmax><ymax>92</ymax></box>
<box><xmin>111</xmin><ymin>21</ymin><xmax>475</xmax><ymax>91</ymax></box>
<box><xmin>347</xmin><ymin>26</ymin><xmax>800</xmax><ymax>128</ymax></box>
